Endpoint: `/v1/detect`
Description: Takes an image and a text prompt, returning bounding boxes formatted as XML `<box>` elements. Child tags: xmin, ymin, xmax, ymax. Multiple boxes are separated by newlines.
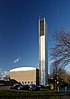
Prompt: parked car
<box><xmin>29</xmin><ymin>84</ymin><xmax>40</xmax><ymax>91</ymax></box>
<box><xmin>17</xmin><ymin>84</ymin><xmax>30</xmax><ymax>90</ymax></box>
<box><xmin>10</xmin><ymin>83</ymin><xmax>21</xmax><ymax>89</ymax></box>
<box><xmin>39</xmin><ymin>85</ymin><xmax>46</xmax><ymax>88</ymax></box>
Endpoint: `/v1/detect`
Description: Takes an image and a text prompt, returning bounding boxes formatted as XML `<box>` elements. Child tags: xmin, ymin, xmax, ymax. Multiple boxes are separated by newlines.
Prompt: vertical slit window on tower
<box><xmin>40</xmin><ymin>20</ymin><xmax>44</xmax><ymax>36</ymax></box>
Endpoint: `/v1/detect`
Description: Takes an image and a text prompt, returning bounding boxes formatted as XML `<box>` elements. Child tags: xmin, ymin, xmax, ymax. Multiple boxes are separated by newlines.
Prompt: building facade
<box><xmin>39</xmin><ymin>18</ymin><xmax>48</xmax><ymax>85</ymax></box>
<box><xmin>10</xmin><ymin>67</ymin><xmax>39</xmax><ymax>85</ymax></box>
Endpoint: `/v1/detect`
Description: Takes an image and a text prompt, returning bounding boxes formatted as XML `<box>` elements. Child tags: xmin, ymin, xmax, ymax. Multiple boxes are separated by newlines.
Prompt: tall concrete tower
<box><xmin>39</xmin><ymin>18</ymin><xmax>48</xmax><ymax>85</ymax></box>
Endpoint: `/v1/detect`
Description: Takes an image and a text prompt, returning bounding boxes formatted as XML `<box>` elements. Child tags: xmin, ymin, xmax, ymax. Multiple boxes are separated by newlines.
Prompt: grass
<box><xmin>0</xmin><ymin>86</ymin><xmax>70</xmax><ymax>99</ymax></box>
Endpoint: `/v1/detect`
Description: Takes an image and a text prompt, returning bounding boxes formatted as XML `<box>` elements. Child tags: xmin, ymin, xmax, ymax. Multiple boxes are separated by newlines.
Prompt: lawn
<box><xmin>0</xmin><ymin>86</ymin><xmax>70</xmax><ymax>99</ymax></box>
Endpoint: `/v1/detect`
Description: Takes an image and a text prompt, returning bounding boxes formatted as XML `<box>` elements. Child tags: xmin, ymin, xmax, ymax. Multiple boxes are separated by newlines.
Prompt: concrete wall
<box><xmin>10</xmin><ymin>69</ymin><xmax>39</xmax><ymax>85</ymax></box>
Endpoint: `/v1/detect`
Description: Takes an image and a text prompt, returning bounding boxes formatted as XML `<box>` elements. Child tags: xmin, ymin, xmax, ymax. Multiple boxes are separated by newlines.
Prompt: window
<box><xmin>28</xmin><ymin>81</ymin><xmax>30</xmax><ymax>84</ymax></box>
<box><xmin>22</xmin><ymin>82</ymin><xmax>24</xmax><ymax>84</ymax></box>
<box><xmin>25</xmin><ymin>81</ymin><xmax>27</xmax><ymax>84</ymax></box>
<box><xmin>40</xmin><ymin>20</ymin><xmax>44</xmax><ymax>36</ymax></box>
<box><xmin>31</xmin><ymin>82</ymin><xmax>33</xmax><ymax>84</ymax></box>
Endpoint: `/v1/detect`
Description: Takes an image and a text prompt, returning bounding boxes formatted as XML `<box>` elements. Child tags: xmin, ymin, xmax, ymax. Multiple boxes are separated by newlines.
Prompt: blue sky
<box><xmin>0</xmin><ymin>0</ymin><xmax>70</xmax><ymax>73</ymax></box>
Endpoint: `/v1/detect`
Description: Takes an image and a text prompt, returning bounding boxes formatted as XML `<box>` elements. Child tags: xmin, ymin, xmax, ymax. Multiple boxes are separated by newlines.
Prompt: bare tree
<box><xmin>50</xmin><ymin>28</ymin><xmax>70</xmax><ymax>81</ymax></box>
